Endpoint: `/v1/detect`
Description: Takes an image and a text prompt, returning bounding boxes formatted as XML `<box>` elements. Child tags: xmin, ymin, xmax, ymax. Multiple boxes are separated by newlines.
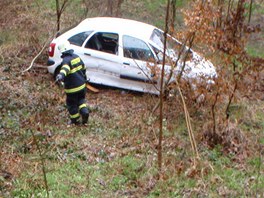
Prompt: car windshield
<box><xmin>150</xmin><ymin>29</ymin><xmax>192</xmax><ymax>62</ymax></box>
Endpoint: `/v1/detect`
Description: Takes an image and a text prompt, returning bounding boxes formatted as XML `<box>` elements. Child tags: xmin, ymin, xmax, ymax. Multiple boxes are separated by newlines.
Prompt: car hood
<box><xmin>179</xmin><ymin>51</ymin><xmax>217</xmax><ymax>79</ymax></box>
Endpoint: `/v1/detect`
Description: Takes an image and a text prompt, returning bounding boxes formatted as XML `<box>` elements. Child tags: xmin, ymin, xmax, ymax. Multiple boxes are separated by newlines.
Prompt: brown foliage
<box><xmin>202</xmin><ymin>121</ymin><xmax>249</xmax><ymax>162</ymax></box>
<box><xmin>170</xmin><ymin>0</ymin><xmax>264</xmax><ymax>155</ymax></box>
<box><xmin>0</xmin><ymin>1</ymin><xmax>263</xmax><ymax>196</ymax></box>
<box><xmin>0</xmin><ymin>0</ymin><xmax>52</xmax><ymax>64</ymax></box>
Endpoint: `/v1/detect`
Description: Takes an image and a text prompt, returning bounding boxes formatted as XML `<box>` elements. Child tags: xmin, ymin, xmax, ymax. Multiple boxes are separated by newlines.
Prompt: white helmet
<box><xmin>58</xmin><ymin>41</ymin><xmax>71</xmax><ymax>53</ymax></box>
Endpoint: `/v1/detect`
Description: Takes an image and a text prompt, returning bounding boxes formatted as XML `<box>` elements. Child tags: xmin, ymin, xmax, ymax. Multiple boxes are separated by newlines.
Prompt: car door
<box><xmin>67</xmin><ymin>31</ymin><xmax>99</xmax><ymax>70</ymax></box>
<box><xmin>82</xmin><ymin>32</ymin><xmax>123</xmax><ymax>75</ymax></box>
<box><xmin>121</xmin><ymin>35</ymin><xmax>157</xmax><ymax>84</ymax></box>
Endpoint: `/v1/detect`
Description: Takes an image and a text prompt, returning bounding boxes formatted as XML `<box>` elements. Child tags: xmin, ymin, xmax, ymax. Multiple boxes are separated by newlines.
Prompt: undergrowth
<box><xmin>0</xmin><ymin>0</ymin><xmax>263</xmax><ymax>197</ymax></box>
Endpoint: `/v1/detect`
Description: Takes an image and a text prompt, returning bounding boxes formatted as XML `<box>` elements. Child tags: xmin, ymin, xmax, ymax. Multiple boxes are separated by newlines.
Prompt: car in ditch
<box><xmin>47</xmin><ymin>17</ymin><xmax>217</xmax><ymax>94</ymax></box>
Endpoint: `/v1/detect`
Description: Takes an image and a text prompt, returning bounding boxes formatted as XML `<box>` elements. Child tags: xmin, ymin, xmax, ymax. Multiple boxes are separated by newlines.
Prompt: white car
<box><xmin>47</xmin><ymin>17</ymin><xmax>217</xmax><ymax>94</ymax></box>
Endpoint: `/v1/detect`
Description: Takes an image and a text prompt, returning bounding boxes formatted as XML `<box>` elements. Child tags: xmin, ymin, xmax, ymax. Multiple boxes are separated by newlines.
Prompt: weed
<box><xmin>1</xmin><ymin>0</ymin><xmax>264</xmax><ymax>197</ymax></box>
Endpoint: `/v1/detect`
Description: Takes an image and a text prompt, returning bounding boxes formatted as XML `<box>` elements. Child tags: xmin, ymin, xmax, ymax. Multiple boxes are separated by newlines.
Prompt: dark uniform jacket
<box><xmin>59</xmin><ymin>50</ymin><xmax>86</xmax><ymax>94</ymax></box>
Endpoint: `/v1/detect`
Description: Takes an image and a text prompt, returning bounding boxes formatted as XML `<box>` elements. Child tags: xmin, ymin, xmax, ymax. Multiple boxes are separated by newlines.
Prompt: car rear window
<box><xmin>68</xmin><ymin>31</ymin><xmax>93</xmax><ymax>46</ymax></box>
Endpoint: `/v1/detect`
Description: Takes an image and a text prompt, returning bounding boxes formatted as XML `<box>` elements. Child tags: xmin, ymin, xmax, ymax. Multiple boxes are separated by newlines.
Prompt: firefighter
<box><xmin>56</xmin><ymin>41</ymin><xmax>89</xmax><ymax>125</ymax></box>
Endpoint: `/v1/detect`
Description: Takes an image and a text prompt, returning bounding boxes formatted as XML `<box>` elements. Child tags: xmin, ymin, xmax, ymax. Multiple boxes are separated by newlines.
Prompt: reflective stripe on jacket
<box><xmin>59</xmin><ymin>50</ymin><xmax>86</xmax><ymax>94</ymax></box>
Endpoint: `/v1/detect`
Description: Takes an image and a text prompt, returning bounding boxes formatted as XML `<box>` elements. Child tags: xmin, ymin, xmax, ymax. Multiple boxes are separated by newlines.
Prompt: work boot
<box><xmin>82</xmin><ymin>113</ymin><xmax>89</xmax><ymax>125</ymax></box>
<box><xmin>80</xmin><ymin>106</ymin><xmax>89</xmax><ymax>125</ymax></box>
<box><xmin>67</xmin><ymin>118</ymin><xmax>80</xmax><ymax>126</ymax></box>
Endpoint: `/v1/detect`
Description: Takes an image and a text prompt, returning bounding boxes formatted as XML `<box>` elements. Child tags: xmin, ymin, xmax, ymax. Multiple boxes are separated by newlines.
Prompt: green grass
<box><xmin>245</xmin><ymin>1</ymin><xmax>264</xmax><ymax>58</ymax></box>
<box><xmin>5</xmin><ymin>101</ymin><xmax>264</xmax><ymax>197</ymax></box>
<box><xmin>246</xmin><ymin>44</ymin><xmax>264</xmax><ymax>58</ymax></box>
<box><xmin>12</xmin><ymin>160</ymin><xmax>91</xmax><ymax>198</ymax></box>
<box><xmin>11</xmin><ymin>153</ymin><xmax>156</xmax><ymax>197</ymax></box>
<box><xmin>1</xmin><ymin>0</ymin><xmax>264</xmax><ymax>197</ymax></box>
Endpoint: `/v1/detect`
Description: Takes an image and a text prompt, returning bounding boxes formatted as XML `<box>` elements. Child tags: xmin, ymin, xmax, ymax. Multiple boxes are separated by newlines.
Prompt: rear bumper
<box><xmin>47</xmin><ymin>58</ymin><xmax>61</xmax><ymax>74</ymax></box>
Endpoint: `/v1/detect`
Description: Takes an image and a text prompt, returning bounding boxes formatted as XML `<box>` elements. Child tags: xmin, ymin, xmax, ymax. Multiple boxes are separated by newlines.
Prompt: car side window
<box><xmin>85</xmin><ymin>32</ymin><xmax>119</xmax><ymax>55</ymax></box>
<box><xmin>123</xmin><ymin>35</ymin><xmax>155</xmax><ymax>62</ymax></box>
<box><xmin>68</xmin><ymin>31</ymin><xmax>93</xmax><ymax>46</ymax></box>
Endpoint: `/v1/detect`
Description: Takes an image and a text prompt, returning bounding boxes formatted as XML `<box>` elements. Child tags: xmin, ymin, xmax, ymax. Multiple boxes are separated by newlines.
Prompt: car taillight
<box><xmin>48</xmin><ymin>43</ymin><xmax>56</xmax><ymax>57</ymax></box>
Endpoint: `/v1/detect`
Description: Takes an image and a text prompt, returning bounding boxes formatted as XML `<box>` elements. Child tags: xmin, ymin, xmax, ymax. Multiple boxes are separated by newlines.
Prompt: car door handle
<box><xmin>123</xmin><ymin>62</ymin><xmax>130</xmax><ymax>65</ymax></box>
<box><xmin>84</xmin><ymin>53</ymin><xmax>91</xmax><ymax>56</ymax></box>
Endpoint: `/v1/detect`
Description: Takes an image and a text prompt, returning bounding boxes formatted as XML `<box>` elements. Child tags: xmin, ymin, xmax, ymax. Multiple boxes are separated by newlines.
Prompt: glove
<box><xmin>56</xmin><ymin>74</ymin><xmax>63</xmax><ymax>82</ymax></box>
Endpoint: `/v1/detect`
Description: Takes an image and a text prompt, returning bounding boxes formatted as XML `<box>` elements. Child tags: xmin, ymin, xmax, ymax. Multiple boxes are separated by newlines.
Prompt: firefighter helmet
<box><xmin>58</xmin><ymin>41</ymin><xmax>71</xmax><ymax>53</ymax></box>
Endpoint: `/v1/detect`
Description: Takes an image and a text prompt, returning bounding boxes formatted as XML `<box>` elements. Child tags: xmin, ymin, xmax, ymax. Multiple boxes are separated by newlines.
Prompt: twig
<box><xmin>157</xmin><ymin>0</ymin><xmax>170</xmax><ymax>174</ymax></box>
<box><xmin>175</xmin><ymin>77</ymin><xmax>199</xmax><ymax>162</ymax></box>
<box><xmin>151</xmin><ymin>34</ymin><xmax>191</xmax><ymax>115</ymax></box>
<box><xmin>22</xmin><ymin>35</ymin><xmax>52</xmax><ymax>74</ymax></box>
<box><xmin>29</xmin><ymin>129</ymin><xmax>49</xmax><ymax>198</ymax></box>
<box><xmin>248</xmin><ymin>0</ymin><xmax>253</xmax><ymax>24</ymax></box>
<box><xmin>212</xmin><ymin>92</ymin><xmax>219</xmax><ymax>134</ymax></box>
<box><xmin>225</xmin><ymin>82</ymin><xmax>237</xmax><ymax>120</ymax></box>
<box><xmin>255</xmin><ymin>139</ymin><xmax>262</xmax><ymax>197</ymax></box>
<box><xmin>151</xmin><ymin>30</ymin><xmax>196</xmax><ymax>115</ymax></box>
<box><xmin>177</xmin><ymin>32</ymin><xmax>196</xmax><ymax>83</ymax></box>
<box><xmin>56</xmin><ymin>0</ymin><xmax>69</xmax><ymax>31</ymax></box>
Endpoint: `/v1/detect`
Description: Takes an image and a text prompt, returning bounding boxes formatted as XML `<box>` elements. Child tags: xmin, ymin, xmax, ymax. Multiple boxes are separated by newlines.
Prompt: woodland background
<box><xmin>0</xmin><ymin>0</ymin><xmax>264</xmax><ymax>197</ymax></box>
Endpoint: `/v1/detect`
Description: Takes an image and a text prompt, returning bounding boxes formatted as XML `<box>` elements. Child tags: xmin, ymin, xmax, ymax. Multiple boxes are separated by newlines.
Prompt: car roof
<box><xmin>75</xmin><ymin>17</ymin><xmax>156</xmax><ymax>40</ymax></box>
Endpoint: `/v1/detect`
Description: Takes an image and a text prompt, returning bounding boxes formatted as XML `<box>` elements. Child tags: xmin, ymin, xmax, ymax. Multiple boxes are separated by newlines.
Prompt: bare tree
<box><xmin>106</xmin><ymin>0</ymin><xmax>124</xmax><ymax>17</ymax></box>
<box><xmin>169</xmin><ymin>0</ymin><xmax>176</xmax><ymax>34</ymax></box>
<box><xmin>248</xmin><ymin>0</ymin><xmax>253</xmax><ymax>23</ymax></box>
<box><xmin>55</xmin><ymin>0</ymin><xmax>70</xmax><ymax>31</ymax></box>
<box><xmin>107</xmin><ymin>0</ymin><xmax>113</xmax><ymax>16</ymax></box>
<box><xmin>116</xmin><ymin>0</ymin><xmax>124</xmax><ymax>17</ymax></box>
<box><xmin>81</xmin><ymin>0</ymin><xmax>124</xmax><ymax>17</ymax></box>
<box><xmin>157</xmin><ymin>0</ymin><xmax>170</xmax><ymax>174</ymax></box>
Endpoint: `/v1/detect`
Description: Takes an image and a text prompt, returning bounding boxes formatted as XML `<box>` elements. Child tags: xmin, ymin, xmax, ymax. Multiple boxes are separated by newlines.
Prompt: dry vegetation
<box><xmin>0</xmin><ymin>0</ymin><xmax>264</xmax><ymax>197</ymax></box>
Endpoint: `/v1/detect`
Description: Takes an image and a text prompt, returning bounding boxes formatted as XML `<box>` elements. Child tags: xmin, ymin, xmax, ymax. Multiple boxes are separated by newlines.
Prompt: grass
<box><xmin>3</xmin><ymin>85</ymin><xmax>264</xmax><ymax>195</ymax></box>
<box><xmin>11</xmin><ymin>145</ymin><xmax>156</xmax><ymax>197</ymax></box>
<box><xmin>3</xmin><ymin>99</ymin><xmax>264</xmax><ymax>197</ymax></box>
<box><xmin>246</xmin><ymin>44</ymin><xmax>264</xmax><ymax>58</ymax></box>
<box><xmin>1</xmin><ymin>0</ymin><xmax>264</xmax><ymax>197</ymax></box>
<box><xmin>245</xmin><ymin>1</ymin><xmax>264</xmax><ymax>58</ymax></box>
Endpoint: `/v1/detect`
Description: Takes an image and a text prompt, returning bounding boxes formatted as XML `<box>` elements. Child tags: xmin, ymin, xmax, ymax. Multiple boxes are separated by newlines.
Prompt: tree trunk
<box><xmin>116</xmin><ymin>0</ymin><xmax>124</xmax><ymax>17</ymax></box>
<box><xmin>169</xmin><ymin>0</ymin><xmax>176</xmax><ymax>34</ymax></box>
<box><xmin>158</xmin><ymin>0</ymin><xmax>170</xmax><ymax>175</ymax></box>
<box><xmin>56</xmin><ymin>0</ymin><xmax>60</xmax><ymax>31</ymax></box>
<box><xmin>55</xmin><ymin>0</ymin><xmax>69</xmax><ymax>32</ymax></box>
<box><xmin>107</xmin><ymin>0</ymin><xmax>113</xmax><ymax>16</ymax></box>
<box><xmin>248</xmin><ymin>0</ymin><xmax>253</xmax><ymax>24</ymax></box>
